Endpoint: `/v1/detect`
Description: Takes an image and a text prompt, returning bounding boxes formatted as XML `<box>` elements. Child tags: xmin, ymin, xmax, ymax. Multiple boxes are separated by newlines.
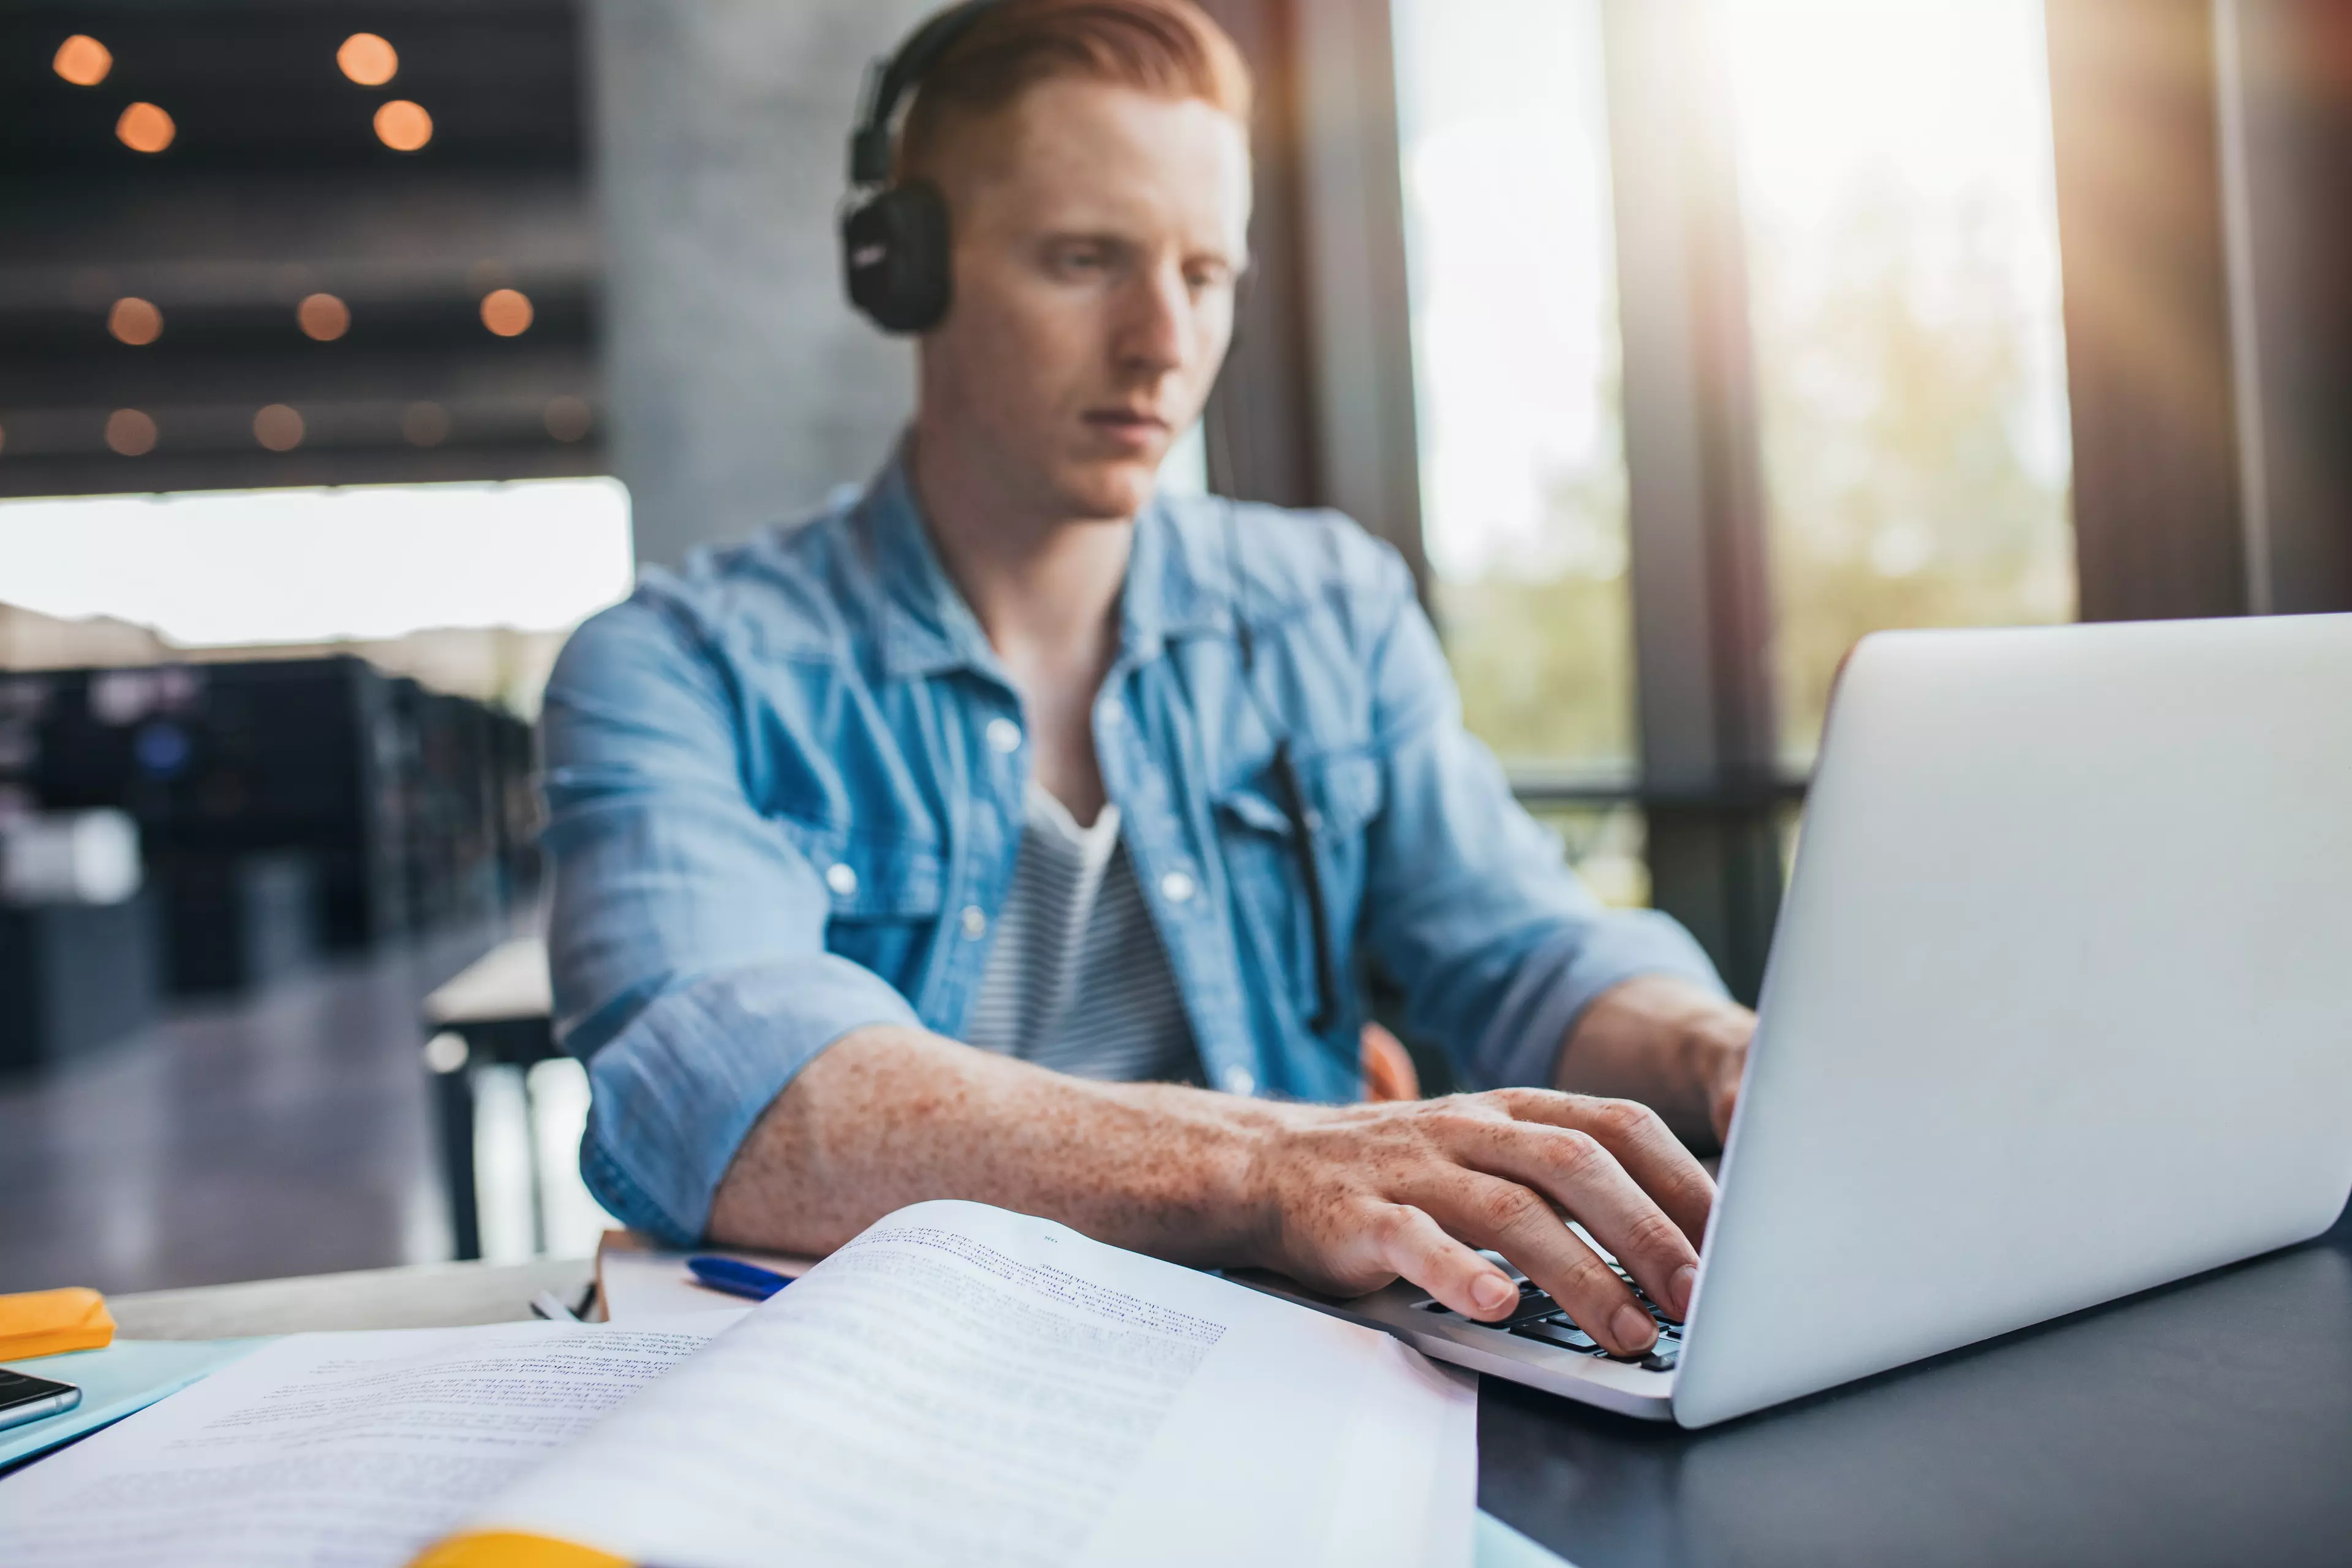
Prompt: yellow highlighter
<box><xmin>0</xmin><ymin>1287</ymin><xmax>117</xmax><ymax>1360</ymax></box>
<box><xmin>411</xmin><ymin>1532</ymin><xmax>629</xmax><ymax>1568</ymax></box>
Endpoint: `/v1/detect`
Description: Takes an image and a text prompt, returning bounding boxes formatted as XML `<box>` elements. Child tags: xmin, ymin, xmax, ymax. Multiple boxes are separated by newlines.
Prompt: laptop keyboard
<box><xmin>1415</xmin><ymin>1261</ymin><xmax>1684</xmax><ymax>1373</ymax></box>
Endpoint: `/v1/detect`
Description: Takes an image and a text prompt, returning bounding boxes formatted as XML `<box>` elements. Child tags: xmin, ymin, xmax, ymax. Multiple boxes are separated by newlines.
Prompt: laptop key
<box><xmin>1500</xmin><ymin>1288</ymin><xmax>1563</xmax><ymax>1327</ymax></box>
<box><xmin>1511</xmin><ymin>1319</ymin><xmax>1604</xmax><ymax>1353</ymax></box>
<box><xmin>1640</xmin><ymin>1345</ymin><xmax>1680</xmax><ymax>1372</ymax></box>
<box><xmin>1414</xmin><ymin>1290</ymin><xmax>1566</xmax><ymax>1329</ymax></box>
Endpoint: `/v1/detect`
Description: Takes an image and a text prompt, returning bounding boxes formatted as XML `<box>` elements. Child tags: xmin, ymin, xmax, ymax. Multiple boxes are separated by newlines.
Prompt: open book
<box><xmin>0</xmin><ymin>1201</ymin><xmax>1475</xmax><ymax>1568</ymax></box>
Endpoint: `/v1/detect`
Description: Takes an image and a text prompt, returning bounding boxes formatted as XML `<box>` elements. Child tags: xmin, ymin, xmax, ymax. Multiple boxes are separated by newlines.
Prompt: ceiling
<box><xmin>0</xmin><ymin>1</ymin><xmax>601</xmax><ymax>499</ymax></box>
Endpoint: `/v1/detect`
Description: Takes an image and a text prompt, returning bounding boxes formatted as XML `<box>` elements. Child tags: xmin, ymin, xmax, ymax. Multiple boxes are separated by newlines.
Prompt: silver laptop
<box><xmin>1250</xmin><ymin>614</ymin><xmax>2352</xmax><ymax>1427</ymax></box>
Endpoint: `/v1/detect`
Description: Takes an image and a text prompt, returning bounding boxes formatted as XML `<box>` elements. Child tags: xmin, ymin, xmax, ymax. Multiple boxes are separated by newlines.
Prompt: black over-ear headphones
<box><xmin>841</xmin><ymin>1</ymin><xmax>1004</xmax><ymax>334</ymax></box>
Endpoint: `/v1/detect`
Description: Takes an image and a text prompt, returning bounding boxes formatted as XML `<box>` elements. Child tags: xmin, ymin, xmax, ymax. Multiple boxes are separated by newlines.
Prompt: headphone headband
<box><xmin>848</xmin><ymin>0</ymin><xmax>1005</xmax><ymax>187</ymax></box>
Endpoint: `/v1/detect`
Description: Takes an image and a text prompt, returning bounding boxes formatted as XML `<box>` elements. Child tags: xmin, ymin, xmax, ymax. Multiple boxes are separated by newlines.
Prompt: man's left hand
<box><xmin>1558</xmin><ymin>976</ymin><xmax>1755</xmax><ymax>1151</ymax></box>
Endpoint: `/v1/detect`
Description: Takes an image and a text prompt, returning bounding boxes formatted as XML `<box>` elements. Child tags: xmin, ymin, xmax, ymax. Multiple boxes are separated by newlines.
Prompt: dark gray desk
<box><xmin>1480</xmin><ymin>1199</ymin><xmax>2352</xmax><ymax>1568</ymax></box>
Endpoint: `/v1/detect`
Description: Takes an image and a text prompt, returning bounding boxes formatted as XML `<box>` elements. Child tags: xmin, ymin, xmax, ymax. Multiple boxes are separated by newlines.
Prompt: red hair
<box><xmin>896</xmin><ymin>0</ymin><xmax>1253</xmax><ymax>181</ymax></box>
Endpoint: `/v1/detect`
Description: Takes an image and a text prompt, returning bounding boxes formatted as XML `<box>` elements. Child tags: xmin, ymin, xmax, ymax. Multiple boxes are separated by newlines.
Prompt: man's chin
<box><xmin>1048</xmin><ymin>457</ymin><xmax>1163</xmax><ymax>522</ymax></box>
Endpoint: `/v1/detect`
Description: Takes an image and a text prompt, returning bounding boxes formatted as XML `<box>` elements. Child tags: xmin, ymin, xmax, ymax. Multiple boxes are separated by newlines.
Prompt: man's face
<box><xmin>919</xmin><ymin>79</ymin><xmax>1251</xmax><ymax>521</ymax></box>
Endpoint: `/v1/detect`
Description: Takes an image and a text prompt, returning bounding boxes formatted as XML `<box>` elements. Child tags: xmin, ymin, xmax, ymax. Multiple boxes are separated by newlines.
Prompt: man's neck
<box><xmin>908</xmin><ymin>426</ymin><xmax>1133</xmax><ymax>679</ymax></box>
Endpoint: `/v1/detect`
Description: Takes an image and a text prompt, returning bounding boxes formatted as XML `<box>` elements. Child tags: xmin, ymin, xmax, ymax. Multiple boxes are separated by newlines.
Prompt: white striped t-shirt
<box><xmin>963</xmin><ymin>783</ymin><xmax>1201</xmax><ymax>1084</ymax></box>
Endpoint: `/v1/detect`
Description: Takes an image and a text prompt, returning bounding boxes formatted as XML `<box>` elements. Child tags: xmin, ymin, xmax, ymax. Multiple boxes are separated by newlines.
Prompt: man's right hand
<box><xmin>1240</xmin><ymin>1089</ymin><xmax>1714</xmax><ymax>1357</ymax></box>
<box><xmin>710</xmin><ymin>1029</ymin><xmax>1710</xmax><ymax>1359</ymax></box>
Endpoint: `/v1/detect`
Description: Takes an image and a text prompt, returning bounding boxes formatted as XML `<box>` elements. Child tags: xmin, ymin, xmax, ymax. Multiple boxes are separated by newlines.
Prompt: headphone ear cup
<box><xmin>841</xmin><ymin>181</ymin><xmax>952</xmax><ymax>334</ymax></box>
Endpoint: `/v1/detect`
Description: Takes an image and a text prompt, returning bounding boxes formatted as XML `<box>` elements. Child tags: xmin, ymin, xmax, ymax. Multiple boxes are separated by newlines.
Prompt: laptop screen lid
<box><xmin>1672</xmin><ymin>614</ymin><xmax>2352</xmax><ymax>1428</ymax></box>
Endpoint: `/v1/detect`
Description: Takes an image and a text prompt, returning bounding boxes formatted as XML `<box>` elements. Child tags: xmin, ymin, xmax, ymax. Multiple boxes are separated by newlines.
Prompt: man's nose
<box><xmin>1114</xmin><ymin>265</ymin><xmax>1191</xmax><ymax>378</ymax></box>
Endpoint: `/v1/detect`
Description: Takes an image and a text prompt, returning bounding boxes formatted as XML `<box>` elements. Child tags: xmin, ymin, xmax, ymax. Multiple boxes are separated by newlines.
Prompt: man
<box><xmin>544</xmin><ymin>0</ymin><xmax>1755</xmax><ymax>1360</ymax></box>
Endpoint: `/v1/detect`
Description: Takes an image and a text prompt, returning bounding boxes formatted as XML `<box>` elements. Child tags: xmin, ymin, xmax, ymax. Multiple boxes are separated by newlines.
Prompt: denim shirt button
<box><xmin>824</xmin><ymin>862</ymin><xmax>858</xmax><ymax>897</ymax></box>
<box><xmin>960</xmin><ymin>905</ymin><xmax>989</xmax><ymax>939</ymax></box>
<box><xmin>1221</xmin><ymin>1066</ymin><xmax>1256</xmax><ymax>1096</ymax></box>
<box><xmin>1159</xmin><ymin>870</ymin><xmax>1196</xmax><ymax>904</ymax></box>
<box><xmin>986</xmin><ymin>717</ymin><xmax>1023</xmax><ymax>754</ymax></box>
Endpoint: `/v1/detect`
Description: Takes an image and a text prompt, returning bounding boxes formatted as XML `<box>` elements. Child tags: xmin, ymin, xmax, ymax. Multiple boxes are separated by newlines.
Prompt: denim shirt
<box><xmin>541</xmin><ymin>453</ymin><xmax>1725</xmax><ymax>1244</ymax></box>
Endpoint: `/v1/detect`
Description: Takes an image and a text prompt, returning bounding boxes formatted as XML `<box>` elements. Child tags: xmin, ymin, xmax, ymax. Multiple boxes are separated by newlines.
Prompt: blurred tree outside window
<box><xmin>1527</xmin><ymin>802</ymin><xmax>1651</xmax><ymax>910</ymax></box>
<box><xmin>1715</xmin><ymin>0</ymin><xmax>2079</xmax><ymax>765</ymax></box>
<box><xmin>1392</xmin><ymin>0</ymin><xmax>1635</xmax><ymax>777</ymax></box>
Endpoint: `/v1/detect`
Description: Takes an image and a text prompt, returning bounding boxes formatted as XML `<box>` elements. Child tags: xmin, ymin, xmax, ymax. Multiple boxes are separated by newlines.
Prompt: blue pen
<box><xmin>686</xmin><ymin>1255</ymin><xmax>795</xmax><ymax>1302</ymax></box>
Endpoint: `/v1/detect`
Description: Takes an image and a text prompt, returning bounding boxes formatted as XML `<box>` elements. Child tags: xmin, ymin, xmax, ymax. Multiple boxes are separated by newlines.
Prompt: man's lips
<box><xmin>1082</xmin><ymin>409</ymin><xmax>1171</xmax><ymax>454</ymax></box>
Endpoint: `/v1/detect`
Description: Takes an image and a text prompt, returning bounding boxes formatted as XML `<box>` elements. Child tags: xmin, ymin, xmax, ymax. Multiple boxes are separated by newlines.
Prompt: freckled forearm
<box><xmin>705</xmin><ymin>1024</ymin><xmax>1296</xmax><ymax>1261</ymax></box>
<box><xmin>707</xmin><ymin>1023</ymin><xmax>1723</xmax><ymax>1359</ymax></box>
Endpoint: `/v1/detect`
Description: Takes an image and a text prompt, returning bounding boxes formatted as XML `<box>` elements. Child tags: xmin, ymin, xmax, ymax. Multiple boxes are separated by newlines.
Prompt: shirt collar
<box><xmin>859</xmin><ymin>447</ymin><xmax>993</xmax><ymax>682</ymax></box>
<box><xmin>858</xmin><ymin>440</ymin><xmax>1231</xmax><ymax>684</ymax></box>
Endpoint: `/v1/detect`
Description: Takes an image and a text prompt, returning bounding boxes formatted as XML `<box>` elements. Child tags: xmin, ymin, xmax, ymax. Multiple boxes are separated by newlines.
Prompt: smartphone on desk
<box><xmin>0</xmin><ymin>1368</ymin><xmax>81</xmax><ymax>1431</ymax></box>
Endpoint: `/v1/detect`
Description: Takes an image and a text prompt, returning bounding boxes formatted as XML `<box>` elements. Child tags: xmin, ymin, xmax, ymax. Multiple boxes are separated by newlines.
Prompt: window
<box><xmin>1714</xmin><ymin>0</ymin><xmax>2078</xmax><ymax>764</ymax></box>
<box><xmin>0</xmin><ymin>478</ymin><xmax>633</xmax><ymax>710</ymax></box>
<box><xmin>1392</xmin><ymin>0</ymin><xmax>1634</xmax><ymax>775</ymax></box>
<box><xmin>0</xmin><ymin>478</ymin><xmax>630</xmax><ymax>646</ymax></box>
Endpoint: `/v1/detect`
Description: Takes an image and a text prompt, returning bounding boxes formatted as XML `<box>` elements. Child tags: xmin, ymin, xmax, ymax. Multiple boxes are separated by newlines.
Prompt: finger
<box><xmin>1436</xmin><ymin>1118</ymin><xmax>1698</xmax><ymax>1322</ymax></box>
<box><xmin>1501</xmin><ymin>1090</ymin><xmax>1716</xmax><ymax>1251</ymax></box>
<box><xmin>1365</xmin><ymin>1202</ymin><xmax>1520</xmax><ymax>1321</ymax></box>
<box><xmin>1411</xmin><ymin>1170</ymin><xmax>1658</xmax><ymax>1356</ymax></box>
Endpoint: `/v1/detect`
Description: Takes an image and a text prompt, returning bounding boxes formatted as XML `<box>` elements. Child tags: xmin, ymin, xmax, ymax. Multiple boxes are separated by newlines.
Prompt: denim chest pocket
<box><xmin>769</xmin><ymin>815</ymin><xmax>946</xmax><ymax>978</ymax></box>
<box><xmin>1211</xmin><ymin>751</ymin><xmax>1384</xmax><ymax>1028</ymax></box>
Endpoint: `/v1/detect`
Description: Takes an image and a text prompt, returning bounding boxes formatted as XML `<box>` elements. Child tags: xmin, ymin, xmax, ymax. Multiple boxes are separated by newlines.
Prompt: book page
<box><xmin>449</xmin><ymin>1200</ymin><xmax>1474</xmax><ymax>1568</ymax></box>
<box><xmin>0</xmin><ymin>1313</ymin><xmax>744</xmax><ymax>1568</ymax></box>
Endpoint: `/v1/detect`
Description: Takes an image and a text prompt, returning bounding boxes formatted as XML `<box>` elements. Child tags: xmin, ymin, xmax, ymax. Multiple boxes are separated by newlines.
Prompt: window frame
<box><xmin>1205</xmin><ymin>0</ymin><xmax>2325</xmax><ymax>1001</ymax></box>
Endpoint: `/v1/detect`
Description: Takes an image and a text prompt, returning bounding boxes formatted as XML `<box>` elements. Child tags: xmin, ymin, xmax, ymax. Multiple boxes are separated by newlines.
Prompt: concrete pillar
<box><xmin>588</xmin><ymin>0</ymin><xmax>935</xmax><ymax>568</ymax></box>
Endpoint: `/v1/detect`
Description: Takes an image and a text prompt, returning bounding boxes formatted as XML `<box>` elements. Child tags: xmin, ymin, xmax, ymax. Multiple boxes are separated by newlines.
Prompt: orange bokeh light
<box><xmin>254</xmin><ymin>404</ymin><xmax>305</xmax><ymax>452</ymax></box>
<box><xmin>337</xmin><ymin>32</ymin><xmax>399</xmax><ymax>87</ymax></box>
<box><xmin>108</xmin><ymin>296</ymin><xmax>164</xmax><ymax>345</ymax></box>
<box><xmin>53</xmin><ymin>35</ymin><xmax>113</xmax><ymax>87</ymax></box>
<box><xmin>480</xmin><ymin>288</ymin><xmax>534</xmax><ymax>337</ymax></box>
<box><xmin>105</xmin><ymin>409</ymin><xmax>157</xmax><ymax>456</ymax></box>
<box><xmin>298</xmin><ymin>293</ymin><xmax>352</xmax><ymax>342</ymax></box>
<box><xmin>116</xmin><ymin>102</ymin><xmax>175</xmax><ymax>154</ymax></box>
<box><xmin>374</xmin><ymin>99</ymin><xmax>432</xmax><ymax>153</ymax></box>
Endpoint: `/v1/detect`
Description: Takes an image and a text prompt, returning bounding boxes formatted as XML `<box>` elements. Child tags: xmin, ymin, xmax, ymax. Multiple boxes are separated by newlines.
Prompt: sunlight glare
<box><xmin>1395</xmin><ymin>0</ymin><xmax>1618</xmax><ymax>585</ymax></box>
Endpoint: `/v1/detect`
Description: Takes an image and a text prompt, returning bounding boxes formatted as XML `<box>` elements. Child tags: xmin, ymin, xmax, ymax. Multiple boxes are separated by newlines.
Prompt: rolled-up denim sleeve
<box><xmin>541</xmin><ymin>592</ymin><xmax>918</xmax><ymax>1244</ymax></box>
<box><xmin>1351</xmin><ymin>550</ymin><xmax>1726</xmax><ymax>1090</ymax></box>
